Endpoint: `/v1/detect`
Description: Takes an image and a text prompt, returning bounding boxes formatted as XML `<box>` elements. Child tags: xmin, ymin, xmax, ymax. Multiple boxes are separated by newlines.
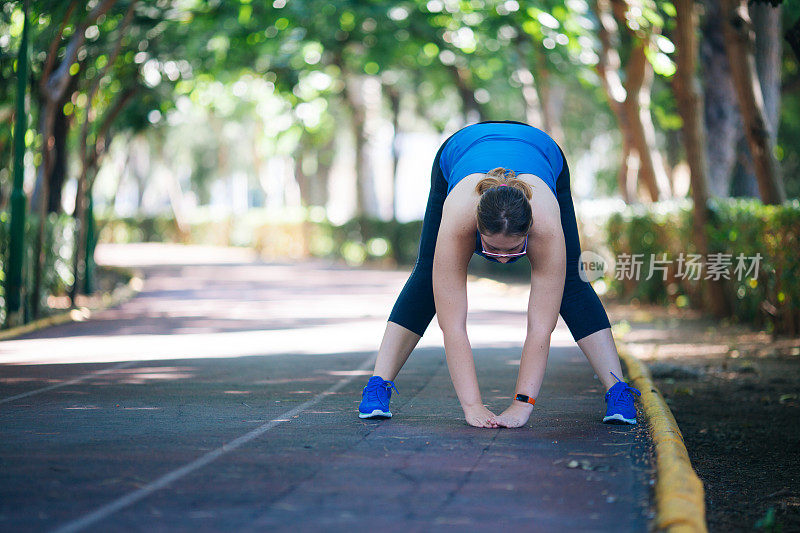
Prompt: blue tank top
<box><xmin>439</xmin><ymin>122</ymin><xmax>564</xmax><ymax>264</ymax></box>
<box><xmin>439</xmin><ymin>122</ymin><xmax>563</xmax><ymax>197</ymax></box>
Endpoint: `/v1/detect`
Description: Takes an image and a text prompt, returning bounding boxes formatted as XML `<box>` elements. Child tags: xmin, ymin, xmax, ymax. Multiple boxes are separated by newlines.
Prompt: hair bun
<box><xmin>487</xmin><ymin>167</ymin><xmax>514</xmax><ymax>179</ymax></box>
<box><xmin>474</xmin><ymin>167</ymin><xmax>533</xmax><ymax>200</ymax></box>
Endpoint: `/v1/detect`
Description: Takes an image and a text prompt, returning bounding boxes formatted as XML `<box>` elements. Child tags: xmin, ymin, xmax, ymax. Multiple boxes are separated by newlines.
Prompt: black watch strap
<box><xmin>514</xmin><ymin>394</ymin><xmax>536</xmax><ymax>406</ymax></box>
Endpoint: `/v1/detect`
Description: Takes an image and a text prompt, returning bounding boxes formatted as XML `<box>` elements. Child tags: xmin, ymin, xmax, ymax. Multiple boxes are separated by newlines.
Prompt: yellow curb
<box><xmin>619</xmin><ymin>348</ymin><xmax>708</xmax><ymax>533</ymax></box>
<box><xmin>0</xmin><ymin>270</ymin><xmax>144</xmax><ymax>342</ymax></box>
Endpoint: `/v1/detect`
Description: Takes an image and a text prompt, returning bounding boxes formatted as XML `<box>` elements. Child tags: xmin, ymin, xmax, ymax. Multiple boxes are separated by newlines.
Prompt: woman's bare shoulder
<box><xmin>529</xmin><ymin>189</ymin><xmax>561</xmax><ymax>240</ymax></box>
<box><xmin>442</xmin><ymin>179</ymin><xmax>480</xmax><ymax>232</ymax></box>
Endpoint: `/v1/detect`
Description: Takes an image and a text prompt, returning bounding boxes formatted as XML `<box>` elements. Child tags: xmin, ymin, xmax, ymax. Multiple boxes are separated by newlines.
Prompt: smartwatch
<box><xmin>514</xmin><ymin>393</ymin><xmax>536</xmax><ymax>406</ymax></box>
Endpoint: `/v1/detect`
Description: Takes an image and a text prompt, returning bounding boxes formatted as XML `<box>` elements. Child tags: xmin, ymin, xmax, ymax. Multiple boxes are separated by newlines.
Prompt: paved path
<box><xmin>0</xmin><ymin>244</ymin><xmax>653</xmax><ymax>531</ymax></box>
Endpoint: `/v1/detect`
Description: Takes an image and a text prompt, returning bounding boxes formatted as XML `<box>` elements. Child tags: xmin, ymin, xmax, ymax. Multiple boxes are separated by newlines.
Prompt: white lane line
<box><xmin>0</xmin><ymin>361</ymin><xmax>137</xmax><ymax>404</ymax></box>
<box><xmin>52</xmin><ymin>354</ymin><xmax>375</xmax><ymax>533</ymax></box>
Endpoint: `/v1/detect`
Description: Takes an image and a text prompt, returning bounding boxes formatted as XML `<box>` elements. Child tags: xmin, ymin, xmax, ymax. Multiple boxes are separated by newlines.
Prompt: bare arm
<box><xmin>496</xmin><ymin>217</ymin><xmax>566</xmax><ymax>427</ymax></box>
<box><xmin>433</xmin><ymin>197</ymin><xmax>498</xmax><ymax>428</ymax></box>
<box><xmin>518</xmin><ymin>227</ymin><xmax>566</xmax><ymax>397</ymax></box>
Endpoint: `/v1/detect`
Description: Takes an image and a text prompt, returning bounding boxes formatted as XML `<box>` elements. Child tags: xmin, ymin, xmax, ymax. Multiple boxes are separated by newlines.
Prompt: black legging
<box><xmin>387</xmin><ymin>123</ymin><xmax>611</xmax><ymax>341</ymax></box>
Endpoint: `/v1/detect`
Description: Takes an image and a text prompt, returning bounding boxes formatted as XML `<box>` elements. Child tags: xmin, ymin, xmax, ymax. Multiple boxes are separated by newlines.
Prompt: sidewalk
<box><xmin>1</xmin><ymin>244</ymin><xmax>653</xmax><ymax>531</ymax></box>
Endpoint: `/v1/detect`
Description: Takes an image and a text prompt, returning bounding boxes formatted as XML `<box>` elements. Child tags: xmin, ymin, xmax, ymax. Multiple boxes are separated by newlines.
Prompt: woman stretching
<box><xmin>358</xmin><ymin>121</ymin><xmax>640</xmax><ymax>428</ymax></box>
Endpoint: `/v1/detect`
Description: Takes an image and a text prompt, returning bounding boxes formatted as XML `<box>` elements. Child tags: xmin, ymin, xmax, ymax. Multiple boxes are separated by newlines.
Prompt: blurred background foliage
<box><xmin>1</xmin><ymin>0</ymin><xmax>799</xmax><ymax>332</ymax></box>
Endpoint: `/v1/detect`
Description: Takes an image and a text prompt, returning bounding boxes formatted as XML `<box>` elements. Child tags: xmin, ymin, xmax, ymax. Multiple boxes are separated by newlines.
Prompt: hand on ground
<box><xmin>494</xmin><ymin>402</ymin><xmax>534</xmax><ymax>428</ymax></box>
<box><xmin>462</xmin><ymin>404</ymin><xmax>500</xmax><ymax>428</ymax></box>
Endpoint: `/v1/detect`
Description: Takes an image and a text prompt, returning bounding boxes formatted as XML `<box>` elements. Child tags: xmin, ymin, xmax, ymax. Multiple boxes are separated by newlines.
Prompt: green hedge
<box><xmin>95</xmin><ymin>199</ymin><xmax>800</xmax><ymax>335</ymax></box>
<box><xmin>98</xmin><ymin>211</ymin><xmax>425</xmax><ymax>265</ymax></box>
<box><xmin>307</xmin><ymin>217</ymin><xmax>423</xmax><ymax>266</ymax></box>
<box><xmin>97</xmin><ymin>214</ymin><xmax>180</xmax><ymax>244</ymax></box>
<box><xmin>97</xmin><ymin>210</ymin><xmax>534</xmax><ymax>279</ymax></box>
<box><xmin>0</xmin><ymin>211</ymin><xmax>76</xmax><ymax>326</ymax></box>
<box><xmin>606</xmin><ymin>198</ymin><xmax>800</xmax><ymax>335</ymax></box>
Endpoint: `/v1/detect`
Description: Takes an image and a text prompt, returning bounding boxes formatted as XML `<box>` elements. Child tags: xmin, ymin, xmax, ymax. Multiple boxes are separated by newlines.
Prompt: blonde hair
<box><xmin>474</xmin><ymin>168</ymin><xmax>533</xmax><ymax>200</ymax></box>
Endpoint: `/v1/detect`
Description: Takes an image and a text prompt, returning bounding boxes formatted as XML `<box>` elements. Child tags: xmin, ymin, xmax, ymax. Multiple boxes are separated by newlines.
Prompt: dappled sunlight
<box><xmin>112</xmin><ymin>366</ymin><xmax>197</xmax><ymax>384</ymax></box>
<box><xmin>324</xmin><ymin>370</ymin><xmax>372</xmax><ymax>376</ymax></box>
<box><xmin>619</xmin><ymin>329</ymin><xmax>680</xmax><ymax>342</ymax></box>
<box><xmin>95</xmin><ymin>243</ymin><xmax>258</xmax><ymax>267</ymax></box>
<box><xmin>0</xmin><ymin>314</ymin><xmax>575</xmax><ymax>365</ymax></box>
<box><xmin>611</xmin><ymin>301</ymin><xmax>800</xmax><ymax>364</ymax></box>
<box><xmin>0</xmin><ymin>377</ymin><xmax>61</xmax><ymax>384</ymax></box>
<box><xmin>0</xmin><ymin>365</ymin><xmax>199</xmax><ymax>401</ymax></box>
<box><xmin>1</xmin><ymin>250</ymin><xmax>577</xmax><ymax>366</ymax></box>
<box><xmin>0</xmin><ymin>321</ymin><xmax>390</xmax><ymax>365</ymax></box>
<box><xmin>253</xmin><ymin>376</ymin><xmax>328</xmax><ymax>385</ymax></box>
<box><xmin>650</xmin><ymin>343</ymin><xmax>731</xmax><ymax>358</ymax></box>
<box><xmin>625</xmin><ymin>342</ymin><xmax>730</xmax><ymax>360</ymax></box>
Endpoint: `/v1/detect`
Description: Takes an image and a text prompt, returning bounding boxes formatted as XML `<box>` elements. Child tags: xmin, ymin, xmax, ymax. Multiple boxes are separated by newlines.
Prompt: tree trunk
<box><xmin>535</xmin><ymin>50</ymin><xmax>565</xmax><ymax>146</ymax></box>
<box><xmin>449</xmin><ymin>65</ymin><xmax>484</xmax><ymax>123</ymax></box>
<box><xmin>386</xmin><ymin>85</ymin><xmax>401</xmax><ymax>221</ymax></box>
<box><xmin>31</xmin><ymin>108</ymin><xmax>52</xmax><ymax>318</ymax></box>
<box><xmin>34</xmin><ymin>0</ymin><xmax>117</xmax><ymax>312</ymax></box>
<box><xmin>343</xmin><ymin>77</ymin><xmax>367</xmax><ymax>217</ymax></box>
<box><xmin>163</xmin><ymin>159</ymin><xmax>189</xmax><ymax>243</ymax></box>
<box><xmin>617</xmin><ymin>20</ymin><xmax>672</xmax><ymax>200</ymax></box>
<box><xmin>594</xmin><ymin>0</ymin><xmax>635</xmax><ymax>203</ymax></box>
<box><xmin>673</xmin><ymin>0</ymin><xmax>729</xmax><ymax>316</ymax></box>
<box><xmin>252</xmin><ymin>119</ymin><xmax>265</xmax><ymax>206</ymax></box>
<box><xmin>752</xmin><ymin>3</ymin><xmax>781</xmax><ymax>146</ymax></box>
<box><xmin>83</xmin><ymin>190</ymin><xmax>96</xmax><ymax>294</ymax></box>
<box><xmin>664</xmin><ymin>129</ymin><xmax>682</xmax><ymax>183</ymax></box>
<box><xmin>516</xmin><ymin>65</ymin><xmax>544</xmax><ymax>129</ymax></box>
<box><xmin>728</xmin><ymin>2</ymin><xmax>783</xmax><ymax>198</ymax></box>
<box><xmin>730</xmin><ymin>135</ymin><xmax>760</xmax><ymax>197</ymax></box>
<box><xmin>132</xmin><ymin>139</ymin><xmax>148</xmax><ymax>209</ymax></box>
<box><xmin>5</xmin><ymin>0</ymin><xmax>30</xmax><ymax>325</ymax></box>
<box><xmin>343</xmin><ymin>75</ymin><xmax>382</xmax><ymax>218</ymax></box>
<box><xmin>294</xmin><ymin>150</ymin><xmax>311</xmax><ymax>206</ymax></box>
<box><xmin>513</xmin><ymin>38</ymin><xmax>545</xmax><ymax>129</ymax></box>
<box><xmin>314</xmin><ymin>139</ymin><xmax>335</xmax><ymax>208</ymax></box>
<box><xmin>45</xmin><ymin>74</ymin><xmax>79</xmax><ymax>214</ymax></box>
<box><xmin>70</xmin><ymin>86</ymin><xmax>136</xmax><ymax>300</ymax></box>
<box><xmin>48</xmin><ymin>89</ymin><xmax>70</xmax><ymax>214</ymax></box>
<box><xmin>619</xmin><ymin>139</ymin><xmax>638</xmax><ymax>203</ymax></box>
<box><xmin>594</xmin><ymin>0</ymin><xmax>670</xmax><ymax>202</ymax></box>
<box><xmin>38</xmin><ymin>0</ymin><xmax>117</xmax><ymax>194</ymax></box>
<box><xmin>700</xmin><ymin>0</ymin><xmax>739</xmax><ymax>197</ymax></box>
<box><xmin>721</xmin><ymin>0</ymin><xmax>785</xmax><ymax>204</ymax></box>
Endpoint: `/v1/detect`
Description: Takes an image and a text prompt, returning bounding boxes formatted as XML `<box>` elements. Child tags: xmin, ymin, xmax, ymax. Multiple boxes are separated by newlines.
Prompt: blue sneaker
<box><xmin>358</xmin><ymin>376</ymin><xmax>398</xmax><ymax>419</ymax></box>
<box><xmin>603</xmin><ymin>372</ymin><xmax>641</xmax><ymax>424</ymax></box>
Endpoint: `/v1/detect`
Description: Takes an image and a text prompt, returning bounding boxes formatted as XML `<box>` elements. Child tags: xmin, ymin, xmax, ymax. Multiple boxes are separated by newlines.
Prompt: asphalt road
<box><xmin>0</xmin><ymin>243</ymin><xmax>653</xmax><ymax>532</ymax></box>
